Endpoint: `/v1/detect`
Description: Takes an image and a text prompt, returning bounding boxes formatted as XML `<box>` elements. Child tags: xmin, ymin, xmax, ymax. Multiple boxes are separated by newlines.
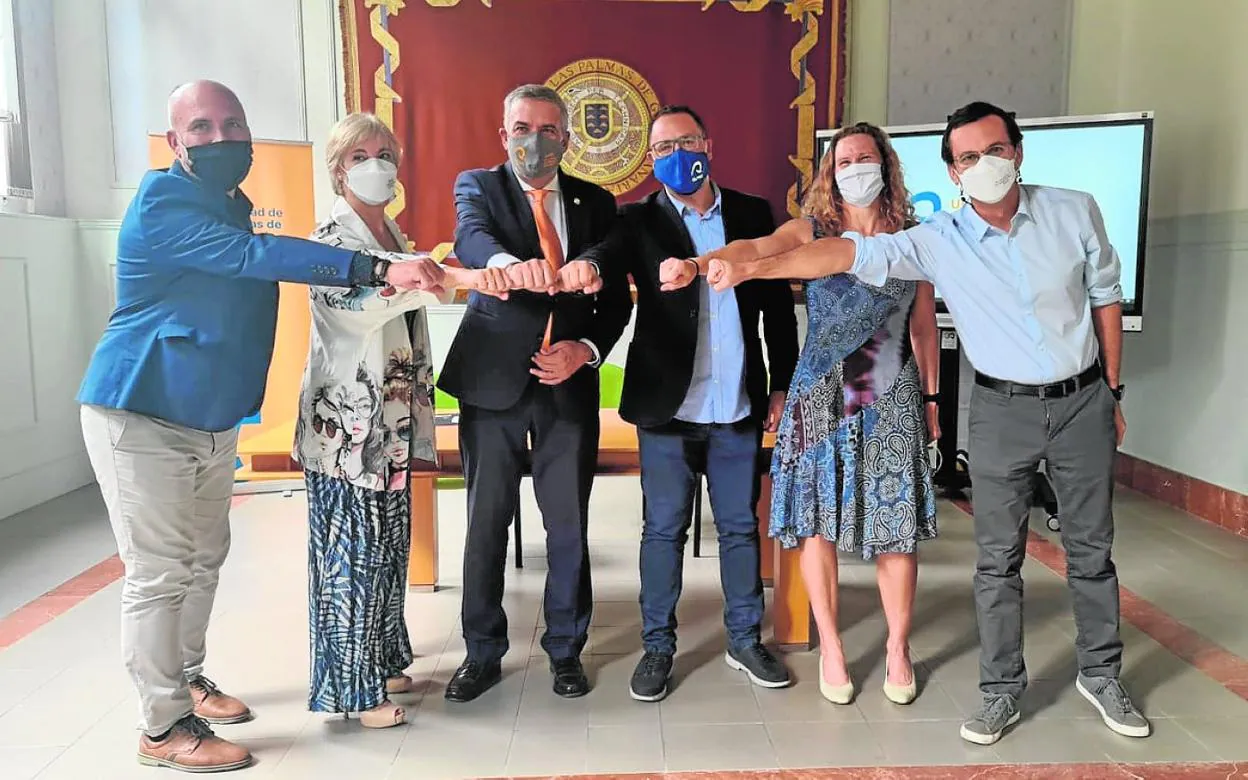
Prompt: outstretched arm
<box><xmin>707</xmin><ymin>236</ymin><xmax>857</xmax><ymax>291</ymax></box>
<box><xmin>661</xmin><ymin>217</ymin><xmax>813</xmax><ymax>290</ymax></box>
<box><xmin>707</xmin><ymin>226</ymin><xmax>939</xmax><ymax>292</ymax></box>
<box><xmin>690</xmin><ymin>217</ymin><xmax>811</xmax><ymax>273</ymax></box>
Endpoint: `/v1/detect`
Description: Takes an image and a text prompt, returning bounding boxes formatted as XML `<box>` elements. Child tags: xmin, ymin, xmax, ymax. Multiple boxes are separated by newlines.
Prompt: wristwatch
<box><xmin>922</xmin><ymin>393</ymin><xmax>940</xmax><ymax>405</ymax></box>
<box><xmin>1109</xmin><ymin>384</ymin><xmax>1125</xmax><ymax>401</ymax></box>
<box><xmin>371</xmin><ymin>255</ymin><xmax>392</xmax><ymax>287</ymax></box>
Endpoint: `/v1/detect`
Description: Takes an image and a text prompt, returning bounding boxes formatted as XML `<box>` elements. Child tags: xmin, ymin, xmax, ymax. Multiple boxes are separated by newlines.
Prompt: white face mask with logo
<box><xmin>835</xmin><ymin>162</ymin><xmax>885</xmax><ymax>208</ymax></box>
<box><xmin>957</xmin><ymin>154</ymin><xmax>1017</xmax><ymax>205</ymax></box>
<box><xmin>345</xmin><ymin>158</ymin><xmax>398</xmax><ymax>206</ymax></box>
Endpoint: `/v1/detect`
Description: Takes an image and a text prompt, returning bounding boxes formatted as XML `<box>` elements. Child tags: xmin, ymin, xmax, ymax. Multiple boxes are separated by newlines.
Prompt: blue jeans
<box><xmin>637</xmin><ymin>419</ymin><xmax>765</xmax><ymax>656</ymax></box>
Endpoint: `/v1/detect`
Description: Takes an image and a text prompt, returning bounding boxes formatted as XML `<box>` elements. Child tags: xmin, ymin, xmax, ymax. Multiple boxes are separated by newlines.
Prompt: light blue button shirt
<box><xmin>670</xmin><ymin>187</ymin><xmax>751</xmax><ymax>424</ymax></box>
<box><xmin>848</xmin><ymin>184</ymin><xmax>1123</xmax><ymax>384</ymax></box>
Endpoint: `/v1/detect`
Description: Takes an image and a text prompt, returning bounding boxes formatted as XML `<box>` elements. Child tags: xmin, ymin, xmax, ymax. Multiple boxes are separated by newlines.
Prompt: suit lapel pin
<box><xmin>572</xmin><ymin>197</ymin><xmax>581</xmax><ymax>206</ymax></box>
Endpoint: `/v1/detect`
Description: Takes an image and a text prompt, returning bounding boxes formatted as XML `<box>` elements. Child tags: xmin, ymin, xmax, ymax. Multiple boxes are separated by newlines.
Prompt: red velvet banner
<box><xmin>341</xmin><ymin>0</ymin><xmax>846</xmax><ymax>251</ymax></box>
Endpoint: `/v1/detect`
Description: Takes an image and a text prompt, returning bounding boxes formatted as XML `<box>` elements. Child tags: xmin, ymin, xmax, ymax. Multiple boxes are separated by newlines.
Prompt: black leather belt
<box><xmin>974</xmin><ymin>363</ymin><xmax>1104</xmax><ymax>399</ymax></box>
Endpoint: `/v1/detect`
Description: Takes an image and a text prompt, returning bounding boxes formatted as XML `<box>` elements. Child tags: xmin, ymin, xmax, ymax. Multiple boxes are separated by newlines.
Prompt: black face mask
<box><xmin>184</xmin><ymin>140</ymin><xmax>254</xmax><ymax>191</ymax></box>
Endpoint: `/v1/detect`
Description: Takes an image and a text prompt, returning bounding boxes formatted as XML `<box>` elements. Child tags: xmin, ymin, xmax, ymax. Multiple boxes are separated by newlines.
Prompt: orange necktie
<box><xmin>527</xmin><ymin>189</ymin><xmax>564</xmax><ymax>349</ymax></box>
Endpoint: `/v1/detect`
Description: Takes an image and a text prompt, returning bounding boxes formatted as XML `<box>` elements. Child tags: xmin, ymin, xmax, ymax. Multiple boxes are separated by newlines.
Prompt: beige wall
<box><xmin>1068</xmin><ymin>0</ymin><xmax>1248</xmax><ymax>219</ymax></box>
<box><xmin>1068</xmin><ymin>0</ymin><xmax>1248</xmax><ymax>493</ymax></box>
<box><xmin>0</xmin><ymin>0</ymin><xmax>348</xmax><ymax>520</ymax></box>
<box><xmin>843</xmin><ymin>0</ymin><xmax>1248</xmax><ymax>492</ymax></box>
<box><xmin>845</xmin><ymin>0</ymin><xmax>889</xmax><ymax>126</ymax></box>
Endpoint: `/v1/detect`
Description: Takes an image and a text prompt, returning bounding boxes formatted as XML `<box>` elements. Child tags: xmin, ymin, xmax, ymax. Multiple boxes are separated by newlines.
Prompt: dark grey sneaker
<box><xmin>629</xmin><ymin>652</ymin><xmax>674</xmax><ymax>702</ymax></box>
<box><xmin>959</xmin><ymin>693</ymin><xmax>1021</xmax><ymax>745</ymax></box>
<box><xmin>725</xmin><ymin>643</ymin><xmax>791</xmax><ymax>688</ymax></box>
<box><xmin>1076</xmin><ymin>674</ymin><xmax>1151</xmax><ymax>737</ymax></box>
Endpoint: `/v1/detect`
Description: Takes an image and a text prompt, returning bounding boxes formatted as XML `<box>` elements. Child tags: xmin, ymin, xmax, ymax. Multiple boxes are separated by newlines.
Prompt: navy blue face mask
<box><xmin>653</xmin><ymin>149</ymin><xmax>710</xmax><ymax>196</ymax></box>
<box><xmin>184</xmin><ymin>140</ymin><xmax>254</xmax><ymax>192</ymax></box>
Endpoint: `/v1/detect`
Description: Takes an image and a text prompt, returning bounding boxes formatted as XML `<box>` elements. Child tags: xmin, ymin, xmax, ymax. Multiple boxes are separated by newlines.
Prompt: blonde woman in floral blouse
<box><xmin>294</xmin><ymin>113</ymin><xmax>496</xmax><ymax>728</ymax></box>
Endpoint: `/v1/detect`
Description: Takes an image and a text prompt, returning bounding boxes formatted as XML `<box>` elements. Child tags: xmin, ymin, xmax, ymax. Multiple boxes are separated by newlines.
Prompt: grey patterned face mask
<box><xmin>508</xmin><ymin>132</ymin><xmax>564</xmax><ymax>181</ymax></box>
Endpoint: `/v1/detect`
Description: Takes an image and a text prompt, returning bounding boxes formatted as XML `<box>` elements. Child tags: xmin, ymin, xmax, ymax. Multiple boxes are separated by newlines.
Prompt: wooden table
<box><xmin>237</xmin><ymin>410</ymin><xmax>813</xmax><ymax>647</ymax></box>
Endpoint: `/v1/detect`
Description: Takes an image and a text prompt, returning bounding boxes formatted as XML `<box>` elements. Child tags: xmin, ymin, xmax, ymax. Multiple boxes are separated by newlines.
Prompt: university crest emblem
<box><xmin>546</xmin><ymin>59</ymin><xmax>661</xmax><ymax>196</ymax></box>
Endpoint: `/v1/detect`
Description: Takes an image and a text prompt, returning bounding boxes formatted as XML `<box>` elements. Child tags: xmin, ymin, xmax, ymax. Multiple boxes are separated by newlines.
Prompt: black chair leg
<box><xmin>692</xmin><ymin>475</ymin><xmax>703</xmax><ymax>558</ymax></box>
<box><xmin>513</xmin><ymin>489</ymin><xmax>523</xmax><ymax>569</ymax></box>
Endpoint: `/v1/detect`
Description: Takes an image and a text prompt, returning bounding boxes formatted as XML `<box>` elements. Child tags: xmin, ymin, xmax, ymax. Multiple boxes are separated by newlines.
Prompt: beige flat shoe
<box><xmin>359</xmin><ymin>701</ymin><xmax>406</xmax><ymax>729</ymax></box>
<box><xmin>818</xmin><ymin>653</ymin><xmax>854</xmax><ymax>705</ymax></box>
<box><xmin>386</xmin><ymin>675</ymin><xmax>414</xmax><ymax>695</ymax></box>
<box><xmin>883</xmin><ymin>661</ymin><xmax>917</xmax><ymax>705</ymax></box>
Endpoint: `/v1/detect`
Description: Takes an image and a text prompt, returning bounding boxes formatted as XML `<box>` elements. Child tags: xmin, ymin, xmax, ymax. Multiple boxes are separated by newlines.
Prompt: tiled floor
<box><xmin>0</xmin><ymin>477</ymin><xmax>1245</xmax><ymax>779</ymax></box>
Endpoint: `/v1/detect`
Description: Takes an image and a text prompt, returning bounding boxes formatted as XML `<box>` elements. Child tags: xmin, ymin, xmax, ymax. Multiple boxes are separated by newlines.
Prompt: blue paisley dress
<box><xmin>769</xmin><ymin>222</ymin><xmax>937</xmax><ymax>558</ymax></box>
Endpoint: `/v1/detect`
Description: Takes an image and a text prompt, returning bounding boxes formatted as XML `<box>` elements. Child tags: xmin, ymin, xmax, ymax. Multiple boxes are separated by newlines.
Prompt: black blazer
<box><xmin>438</xmin><ymin>164</ymin><xmax>632</xmax><ymax>411</ymax></box>
<box><xmin>583</xmin><ymin>186</ymin><xmax>799</xmax><ymax>429</ymax></box>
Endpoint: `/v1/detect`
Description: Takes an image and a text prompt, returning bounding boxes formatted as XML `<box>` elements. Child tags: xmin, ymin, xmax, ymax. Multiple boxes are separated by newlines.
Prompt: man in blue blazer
<box><xmin>77</xmin><ymin>80</ymin><xmax>440</xmax><ymax>774</ymax></box>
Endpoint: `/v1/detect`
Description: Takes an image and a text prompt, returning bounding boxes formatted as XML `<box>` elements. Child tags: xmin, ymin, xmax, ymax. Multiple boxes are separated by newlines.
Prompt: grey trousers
<box><xmin>967</xmin><ymin>380</ymin><xmax>1122</xmax><ymax>699</ymax></box>
<box><xmin>81</xmin><ymin>405</ymin><xmax>238</xmax><ymax>735</ymax></box>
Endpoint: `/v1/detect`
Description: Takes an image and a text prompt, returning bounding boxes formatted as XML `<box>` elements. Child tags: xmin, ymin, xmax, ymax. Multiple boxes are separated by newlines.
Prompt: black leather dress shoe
<box><xmin>550</xmin><ymin>657</ymin><xmax>590</xmax><ymax>698</ymax></box>
<box><xmin>444</xmin><ymin>659</ymin><xmax>502</xmax><ymax>703</ymax></box>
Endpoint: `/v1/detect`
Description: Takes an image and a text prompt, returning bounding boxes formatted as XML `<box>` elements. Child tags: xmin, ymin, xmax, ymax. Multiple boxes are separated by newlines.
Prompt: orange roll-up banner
<box><xmin>147</xmin><ymin>136</ymin><xmax>315</xmax><ymax>460</ymax></box>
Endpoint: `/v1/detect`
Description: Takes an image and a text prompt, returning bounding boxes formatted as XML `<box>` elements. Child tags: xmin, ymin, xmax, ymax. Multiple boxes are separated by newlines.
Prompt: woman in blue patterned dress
<box><xmin>686</xmin><ymin>123</ymin><xmax>940</xmax><ymax>705</ymax></box>
<box><xmin>295</xmin><ymin>114</ymin><xmax>492</xmax><ymax>728</ymax></box>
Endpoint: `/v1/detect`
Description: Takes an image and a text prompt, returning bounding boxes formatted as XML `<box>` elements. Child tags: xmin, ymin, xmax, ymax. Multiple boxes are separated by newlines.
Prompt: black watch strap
<box><xmin>922</xmin><ymin>393</ymin><xmax>940</xmax><ymax>404</ymax></box>
<box><xmin>1110</xmin><ymin>384</ymin><xmax>1125</xmax><ymax>401</ymax></box>
<box><xmin>371</xmin><ymin>255</ymin><xmax>392</xmax><ymax>287</ymax></box>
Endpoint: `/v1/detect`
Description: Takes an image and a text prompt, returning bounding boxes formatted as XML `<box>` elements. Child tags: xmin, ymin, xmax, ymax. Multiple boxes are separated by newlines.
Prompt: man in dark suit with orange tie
<box><xmin>437</xmin><ymin>84</ymin><xmax>632</xmax><ymax>702</ymax></box>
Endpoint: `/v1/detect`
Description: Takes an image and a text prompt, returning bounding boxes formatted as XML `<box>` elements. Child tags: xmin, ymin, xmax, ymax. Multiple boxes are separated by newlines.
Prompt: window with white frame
<box><xmin>0</xmin><ymin>0</ymin><xmax>11</xmax><ymax>200</ymax></box>
<box><xmin>0</xmin><ymin>0</ymin><xmax>31</xmax><ymax>209</ymax></box>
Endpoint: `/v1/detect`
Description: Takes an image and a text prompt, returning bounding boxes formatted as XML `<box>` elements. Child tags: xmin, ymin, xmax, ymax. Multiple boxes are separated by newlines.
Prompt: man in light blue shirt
<box><xmin>701</xmin><ymin>101</ymin><xmax>1147</xmax><ymax>746</ymax></box>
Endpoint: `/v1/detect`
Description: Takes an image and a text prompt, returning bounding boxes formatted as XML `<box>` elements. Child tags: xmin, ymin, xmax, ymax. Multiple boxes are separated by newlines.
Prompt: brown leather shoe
<box><xmin>138</xmin><ymin>716</ymin><xmax>252</xmax><ymax>773</ymax></box>
<box><xmin>189</xmin><ymin>676</ymin><xmax>252</xmax><ymax>725</ymax></box>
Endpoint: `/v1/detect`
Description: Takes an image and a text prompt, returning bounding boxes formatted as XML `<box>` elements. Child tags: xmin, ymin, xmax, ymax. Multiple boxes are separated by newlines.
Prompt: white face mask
<box><xmin>835</xmin><ymin>162</ymin><xmax>885</xmax><ymax>208</ymax></box>
<box><xmin>957</xmin><ymin>154</ymin><xmax>1017</xmax><ymax>205</ymax></box>
<box><xmin>345</xmin><ymin>158</ymin><xmax>398</xmax><ymax>206</ymax></box>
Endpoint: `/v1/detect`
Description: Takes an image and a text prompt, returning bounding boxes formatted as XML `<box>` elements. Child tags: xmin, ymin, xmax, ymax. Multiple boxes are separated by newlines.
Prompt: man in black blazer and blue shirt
<box><xmin>582</xmin><ymin>105</ymin><xmax>799</xmax><ymax>702</ymax></box>
<box><xmin>437</xmin><ymin>85</ymin><xmax>632</xmax><ymax>703</ymax></box>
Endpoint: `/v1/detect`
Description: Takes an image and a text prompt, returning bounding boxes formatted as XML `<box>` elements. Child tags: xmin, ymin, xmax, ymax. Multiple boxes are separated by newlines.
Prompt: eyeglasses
<box><xmin>650</xmin><ymin>134</ymin><xmax>705</xmax><ymax>157</ymax></box>
<box><xmin>953</xmin><ymin>143</ymin><xmax>1014</xmax><ymax>170</ymax></box>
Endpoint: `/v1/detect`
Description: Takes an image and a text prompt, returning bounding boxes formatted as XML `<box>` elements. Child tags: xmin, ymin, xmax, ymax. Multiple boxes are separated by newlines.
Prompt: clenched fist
<box><xmin>557</xmin><ymin>260</ymin><xmax>603</xmax><ymax>295</ymax></box>
<box><xmin>385</xmin><ymin>256</ymin><xmax>446</xmax><ymax>295</ymax></box>
<box><xmin>444</xmin><ymin>265</ymin><xmax>510</xmax><ymax>299</ymax></box>
<box><xmin>506</xmin><ymin>259</ymin><xmax>558</xmax><ymax>293</ymax></box>
<box><xmin>659</xmin><ymin>258</ymin><xmax>699</xmax><ymax>292</ymax></box>
<box><xmin>706</xmin><ymin>257</ymin><xmax>753</xmax><ymax>293</ymax></box>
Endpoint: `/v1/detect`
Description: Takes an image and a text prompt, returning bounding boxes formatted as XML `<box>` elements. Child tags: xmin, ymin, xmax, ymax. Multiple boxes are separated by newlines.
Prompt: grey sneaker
<box><xmin>1076</xmin><ymin>674</ymin><xmax>1151</xmax><ymax>738</ymax></box>
<box><xmin>959</xmin><ymin>693</ymin><xmax>1021</xmax><ymax>745</ymax></box>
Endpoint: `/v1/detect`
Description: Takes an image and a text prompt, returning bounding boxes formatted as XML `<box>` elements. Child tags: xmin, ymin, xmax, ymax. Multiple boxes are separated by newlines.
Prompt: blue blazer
<box><xmin>78</xmin><ymin>163</ymin><xmax>361</xmax><ymax>433</ymax></box>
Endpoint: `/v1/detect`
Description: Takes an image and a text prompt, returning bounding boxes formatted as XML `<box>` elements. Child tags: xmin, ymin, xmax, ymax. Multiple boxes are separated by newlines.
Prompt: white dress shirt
<box><xmin>487</xmin><ymin>174</ymin><xmax>568</xmax><ymax>268</ymax></box>
<box><xmin>486</xmin><ymin>170</ymin><xmax>601</xmax><ymax>366</ymax></box>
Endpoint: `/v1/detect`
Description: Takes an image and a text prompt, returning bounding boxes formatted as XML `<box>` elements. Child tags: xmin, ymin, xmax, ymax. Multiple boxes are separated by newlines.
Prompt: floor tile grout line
<box><xmin>1169</xmin><ymin>716</ymin><xmax>1227</xmax><ymax>763</ymax></box>
<box><xmin>949</xmin><ymin>497</ymin><xmax>1248</xmax><ymax>704</ymax></box>
<box><xmin>21</xmin><ymin>744</ymin><xmax>66</xmax><ymax>780</ymax></box>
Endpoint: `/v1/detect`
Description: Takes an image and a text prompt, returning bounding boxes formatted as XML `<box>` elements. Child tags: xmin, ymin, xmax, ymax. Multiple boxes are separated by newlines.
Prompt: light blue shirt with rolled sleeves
<box><xmin>847</xmin><ymin>184</ymin><xmax>1123</xmax><ymax>385</ymax></box>
<box><xmin>670</xmin><ymin>187</ymin><xmax>751</xmax><ymax>424</ymax></box>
